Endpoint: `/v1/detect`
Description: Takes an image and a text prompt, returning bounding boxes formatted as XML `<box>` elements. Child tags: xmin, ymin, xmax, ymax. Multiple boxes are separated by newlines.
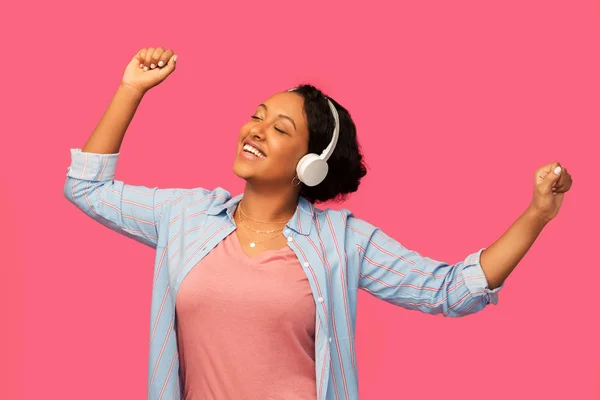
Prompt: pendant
<box><xmin>250</xmin><ymin>242</ymin><xmax>256</xmax><ymax>248</ymax></box>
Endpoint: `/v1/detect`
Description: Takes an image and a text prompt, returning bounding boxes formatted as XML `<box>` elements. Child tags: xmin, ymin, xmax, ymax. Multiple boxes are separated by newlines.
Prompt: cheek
<box><xmin>268</xmin><ymin>142</ymin><xmax>307</xmax><ymax>177</ymax></box>
<box><xmin>239</xmin><ymin>123</ymin><xmax>251</xmax><ymax>138</ymax></box>
<box><xmin>270</xmin><ymin>140</ymin><xmax>305</xmax><ymax>164</ymax></box>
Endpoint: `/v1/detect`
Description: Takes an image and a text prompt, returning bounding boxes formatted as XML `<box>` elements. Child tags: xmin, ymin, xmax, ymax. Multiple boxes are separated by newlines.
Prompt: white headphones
<box><xmin>287</xmin><ymin>88</ymin><xmax>340</xmax><ymax>187</ymax></box>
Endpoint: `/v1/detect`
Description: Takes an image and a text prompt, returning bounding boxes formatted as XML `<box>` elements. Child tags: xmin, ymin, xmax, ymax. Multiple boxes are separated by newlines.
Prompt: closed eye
<box><xmin>251</xmin><ymin>114</ymin><xmax>286</xmax><ymax>134</ymax></box>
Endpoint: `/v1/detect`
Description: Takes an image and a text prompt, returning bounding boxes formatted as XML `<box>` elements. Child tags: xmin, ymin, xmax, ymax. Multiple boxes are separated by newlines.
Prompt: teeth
<box><xmin>243</xmin><ymin>144</ymin><xmax>266</xmax><ymax>158</ymax></box>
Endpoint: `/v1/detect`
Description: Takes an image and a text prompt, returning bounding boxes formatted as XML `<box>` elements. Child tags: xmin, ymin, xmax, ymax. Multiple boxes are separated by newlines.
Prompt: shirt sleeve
<box><xmin>63</xmin><ymin>148</ymin><xmax>187</xmax><ymax>248</ymax></box>
<box><xmin>348</xmin><ymin>217</ymin><xmax>504</xmax><ymax>318</ymax></box>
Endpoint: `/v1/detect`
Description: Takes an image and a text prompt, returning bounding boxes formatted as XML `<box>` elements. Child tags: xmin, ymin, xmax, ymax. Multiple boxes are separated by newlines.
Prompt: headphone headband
<box><xmin>286</xmin><ymin>87</ymin><xmax>339</xmax><ymax>161</ymax></box>
<box><xmin>321</xmin><ymin>98</ymin><xmax>340</xmax><ymax>162</ymax></box>
<box><xmin>286</xmin><ymin>86</ymin><xmax>340</xmax><ymax>187</ymax></box>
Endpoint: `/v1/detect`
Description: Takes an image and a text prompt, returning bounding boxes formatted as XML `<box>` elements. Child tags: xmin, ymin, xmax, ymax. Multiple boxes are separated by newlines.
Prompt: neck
<box><xmin>240</xmin><ymin>181</ymin><xmax>300</xmax><ymax>223</ymax></box>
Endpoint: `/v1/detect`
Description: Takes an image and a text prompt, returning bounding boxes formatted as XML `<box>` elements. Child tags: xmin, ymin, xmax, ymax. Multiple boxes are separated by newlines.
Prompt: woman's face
<box><xmin>233</xmin><ymin>91</ymin><xmax>309</xmax><ymax>186</ymax></box>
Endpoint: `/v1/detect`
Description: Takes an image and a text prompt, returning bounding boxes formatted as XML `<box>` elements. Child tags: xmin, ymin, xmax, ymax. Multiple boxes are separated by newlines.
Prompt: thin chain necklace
<box><xmin>238</xmin><ymin>205</ymin><xmax>284</xmax><ymax>234</ymax></box>
<box><xmin>239</xmin><ymin>216</ymin><xmax>282</xmax><ymax>234</ymax></box>
<box><xmin>238</xmin><ymin>226</ymin><xmax>282</xmax><ymax>248</ymax></box>
<box><xmin>239</xmin><ymin>201</ymin><xmax>291</xmax><ymax>224</ymax></box>
<box><xmin>237</xmin><ymin>207</ymin><xmax>282</xmax><ymax>248</ymax></box>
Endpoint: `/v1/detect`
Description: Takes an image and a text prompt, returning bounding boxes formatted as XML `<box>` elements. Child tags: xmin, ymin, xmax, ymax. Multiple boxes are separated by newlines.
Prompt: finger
<box><xmin>156</xmin><ymin>53</ymin><xmax>177</xmax><ymax>80</ymax></box>
<box><xmin>554</xmin><ymin>177</ymin><xmax>566</xmax><ymax>189</ymax></box>
<box><xmin>157</xmin><ymin>49</ymin><xmax>173</xmax><ymax>68</ymax></box>
<box><xmin>536</xmin><ymin>163</ymin><xmax>555</xmax><ymax>185</ymax></box>
<box><xmin>540</xmin><ymin>162</ymin><xmax>562</xmax><ymax>194</ymax></box>
<box><xmin>553</xmin><ymin>176</ymin><xmax>573</xmax><ymax>193</ymax></box>
<box><xmin>557</xmin><ymin>166</ymin><xmax>568</xmax><ymax>182</ymax></box>
<box><xmin>135</xmin><ymin>48</ymin><xmax>148</xmax><ymax>68</ymax></box>
<box><xmin>563</xmin><ymin>176</ymin><xmax>573</xmax><ymax>192</ymax></box>
<box><xmin>150</xmin><ymin>46</ymin><xmax>164</xmax><ymax>70</ymax></box>
<box><xmin>143</xmin><ymin>47</ymin><xmax>155</xmax><ymax>71</ymax></box>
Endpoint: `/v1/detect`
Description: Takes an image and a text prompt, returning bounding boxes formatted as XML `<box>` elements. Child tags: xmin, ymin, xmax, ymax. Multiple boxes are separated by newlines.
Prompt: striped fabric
<box><xmin>64</xmin><ymin>149</ymin><xmax>504</xmax><ymax>400</ymax></box>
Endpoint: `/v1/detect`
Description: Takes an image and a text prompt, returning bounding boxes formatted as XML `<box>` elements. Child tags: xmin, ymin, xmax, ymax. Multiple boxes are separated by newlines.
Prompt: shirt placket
<box><xmin>286</xmin><ymin>231</ymin><xmax>332</xmax><ymax>400</ymax></box>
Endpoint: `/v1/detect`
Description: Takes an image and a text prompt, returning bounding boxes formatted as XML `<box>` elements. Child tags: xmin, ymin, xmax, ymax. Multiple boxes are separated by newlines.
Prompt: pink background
<box><xmin>2</xmin><ymin>0</ymin><xmax>599</xmax><ymax>399</ymax></box>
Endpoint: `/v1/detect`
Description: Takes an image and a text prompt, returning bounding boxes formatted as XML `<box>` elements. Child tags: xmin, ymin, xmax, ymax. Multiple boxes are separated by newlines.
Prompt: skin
<box><xmin>231</xmin><ymin>91</ymin><xmax>311</xmax><ymax>255</ymax></box>
<box><xmin>480</xmin><ymin>162</ymin><xmax>572</xmax><ymax>289</ymax></box>
<box><xmin>82</xmin><ymin>46</ymin><xmax>574</xmax><ymax>285</ymax></box>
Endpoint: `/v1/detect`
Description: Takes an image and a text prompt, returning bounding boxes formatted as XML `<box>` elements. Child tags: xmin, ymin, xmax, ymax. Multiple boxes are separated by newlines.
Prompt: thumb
<box><xmin>539</xmin><ymin>163</ymin><xmax>562</xmax><ymax>193</ymax></box>
<box><xmin>131</xmin><ymin>48</ymin><xmax>149</xmax><ymax>67</ymax></box>
<box><xmin>128</xmin><ymin>52</ymin><xmax>143</xmax><ymax>69</ymax></box>
<box><xmin>155</xmin><ymin>54</ymin><xmax>177</xmax><ymax>80</ymax></box>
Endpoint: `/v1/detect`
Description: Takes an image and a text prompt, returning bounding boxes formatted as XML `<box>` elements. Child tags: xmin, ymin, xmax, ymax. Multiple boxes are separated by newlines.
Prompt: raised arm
<box><xmin>64</xmin><ymin>47</ymin><xmax>183</xmax><ymax>248</ymax></box>
<box><xmin>81</xmin><ymin>46</ymin><xmax>177</xmax><ymax>154</ymax></box>
<box><xmin>346</xmin><ymin>162</ymin><xmax>573</xmax><ymax>318</ymax></box>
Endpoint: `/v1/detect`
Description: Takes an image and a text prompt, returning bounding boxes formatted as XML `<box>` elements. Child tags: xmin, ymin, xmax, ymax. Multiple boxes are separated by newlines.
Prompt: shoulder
<box><xmin>313</xmin><ymin>205</ymin><xmax>377</xmax><ymax>239</ymax></box>
<box><xmin>167</xmin><ymin>186</ymin><xmax>232</xmax><ymax>211</ymax></box>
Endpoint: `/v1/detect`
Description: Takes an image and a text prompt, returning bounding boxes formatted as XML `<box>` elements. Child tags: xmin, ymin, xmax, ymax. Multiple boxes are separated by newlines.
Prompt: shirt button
<box><xmin>287</xmin><ymin>236</ymin><xmax>293</xmax><ymax>242</ymax></box>
<box><xmin>317</xmin><ymin>297</ymin><xmax>324</xmax><ymax>303</ymax></box>
<box><xmin>303</xmin><ymin>262</ymin><xmax>309</xmax><ymax>268</ymax></box>
<box><xmin>329</xmin><ymin>337</ymin><xmax>332</xmax><ymax>342</ymax></box>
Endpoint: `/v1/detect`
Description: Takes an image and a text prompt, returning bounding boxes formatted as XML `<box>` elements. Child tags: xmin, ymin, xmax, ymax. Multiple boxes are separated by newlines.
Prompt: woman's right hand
<box><xmin>121</xmin><ymin>47</ymin><xmax>178</xmax><ymax>95</ymax></box>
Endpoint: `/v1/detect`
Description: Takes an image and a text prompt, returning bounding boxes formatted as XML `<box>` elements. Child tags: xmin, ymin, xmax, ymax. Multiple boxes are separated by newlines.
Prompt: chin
<box><xmin>232</xmin><ymin>160</ymin><xmax>253</xmax><ymax>180</ymax></box>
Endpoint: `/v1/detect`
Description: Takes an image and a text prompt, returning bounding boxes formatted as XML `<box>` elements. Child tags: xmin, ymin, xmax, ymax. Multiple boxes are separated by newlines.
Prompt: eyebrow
<box><xmin>258</xmin><ymin>103</ymin><xmax>297</xmax><ymax>130</ymax></box>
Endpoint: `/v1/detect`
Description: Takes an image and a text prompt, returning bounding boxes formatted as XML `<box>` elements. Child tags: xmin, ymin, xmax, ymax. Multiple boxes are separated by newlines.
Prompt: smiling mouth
<box><xmin>242</xmin><ymin>143</ymin><xmax>267</xmax><ymax>158</ymax></box>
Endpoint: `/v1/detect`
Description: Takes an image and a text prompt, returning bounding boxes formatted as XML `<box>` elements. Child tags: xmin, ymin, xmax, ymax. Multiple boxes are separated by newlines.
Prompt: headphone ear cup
<box><xmin>296</xmin><ymin>153</ymin><xmax>329</xmax><ymax>187</ymax></box>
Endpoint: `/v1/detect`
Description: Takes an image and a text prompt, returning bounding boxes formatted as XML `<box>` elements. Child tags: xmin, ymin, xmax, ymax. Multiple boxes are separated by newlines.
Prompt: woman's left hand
<box><xmin>528</xmin><ymin>162</ymin><xmax>573</xmax><ymax>223</ymax></box>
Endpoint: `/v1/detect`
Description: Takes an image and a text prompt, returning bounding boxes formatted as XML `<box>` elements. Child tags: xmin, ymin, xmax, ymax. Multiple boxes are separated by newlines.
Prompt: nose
<box><xmin>249</xmin><ymin>121</ymin><xmax>266</xmax><ymax>140</ymax></box>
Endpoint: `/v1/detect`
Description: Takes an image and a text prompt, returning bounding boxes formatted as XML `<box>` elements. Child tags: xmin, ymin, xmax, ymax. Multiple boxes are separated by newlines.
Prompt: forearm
<box><xmin>479</xmin><ymin>206</ymin><xmax>549</xmax><ymax>290</ymax></box>
<box><xmin>82</xmin><ymin>84</ymin><xmax>145</xmax><ymax>154</ymax></box>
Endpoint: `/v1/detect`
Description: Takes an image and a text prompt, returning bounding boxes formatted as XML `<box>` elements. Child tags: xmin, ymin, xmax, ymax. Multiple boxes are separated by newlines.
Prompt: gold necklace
<box><xmin>237</xmin><ymin>209</ymin><xmax>282</xmax><ymax>248</ymax></box>
<box><xmin>238</xmin><ymin>225</ymin><xmax>282</xmax><ymax>248</ymax></box>
<box><xmin>239</xmin><ymin>201</ymin><xmax>290</xmax><ymax>224</ymax></box>
<box><xmin>239</xmin><ymin>211</ymin><xmax>283</xmax><ymax>234</ymax></box>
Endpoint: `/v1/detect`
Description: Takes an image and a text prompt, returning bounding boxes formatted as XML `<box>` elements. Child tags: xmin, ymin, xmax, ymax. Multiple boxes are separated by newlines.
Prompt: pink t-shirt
<box><xmin>175</xmin><ymin>232</ymin><xmax>317</xmax><ymax>400</ymax></box>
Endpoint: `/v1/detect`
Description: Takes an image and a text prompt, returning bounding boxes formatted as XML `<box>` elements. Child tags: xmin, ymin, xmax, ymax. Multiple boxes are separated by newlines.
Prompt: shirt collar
<box><xmin>207</xmin><ymin>193</ymin><xmax>314</xmax><ymax>236</ymax></box>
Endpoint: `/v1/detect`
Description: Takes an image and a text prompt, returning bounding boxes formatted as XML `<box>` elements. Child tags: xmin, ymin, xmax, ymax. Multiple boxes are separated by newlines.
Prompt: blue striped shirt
<box><xmin>64</xmin><ymin>148</ymin><xmax>504</xmax><ymax>400</ymax></box>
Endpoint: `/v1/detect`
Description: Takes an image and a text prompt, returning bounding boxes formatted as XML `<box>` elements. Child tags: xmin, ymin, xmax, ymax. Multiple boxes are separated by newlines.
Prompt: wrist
<box><xmin>119</xmin><ymin>82</ymin><xmax>146</xmax><ymax>99</ymax></box>
<box><xmin>524</xmin><ymin>205</ymin><xmax>552</xmax><ymax>226</ymax></box>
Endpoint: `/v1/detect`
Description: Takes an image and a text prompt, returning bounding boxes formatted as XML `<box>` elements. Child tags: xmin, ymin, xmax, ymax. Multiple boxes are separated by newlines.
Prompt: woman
<box><xmin>64</xmin><ymin>47</ymin><xmax>573</xmax><ymax>400</ymax></box>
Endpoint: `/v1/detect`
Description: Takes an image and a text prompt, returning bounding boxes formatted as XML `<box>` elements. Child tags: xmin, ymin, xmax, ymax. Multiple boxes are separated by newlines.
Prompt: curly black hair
<box><xmin>291</xmin><ymin>84</ymin><xmax>367</xmax><ymax>204</ymax></box>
